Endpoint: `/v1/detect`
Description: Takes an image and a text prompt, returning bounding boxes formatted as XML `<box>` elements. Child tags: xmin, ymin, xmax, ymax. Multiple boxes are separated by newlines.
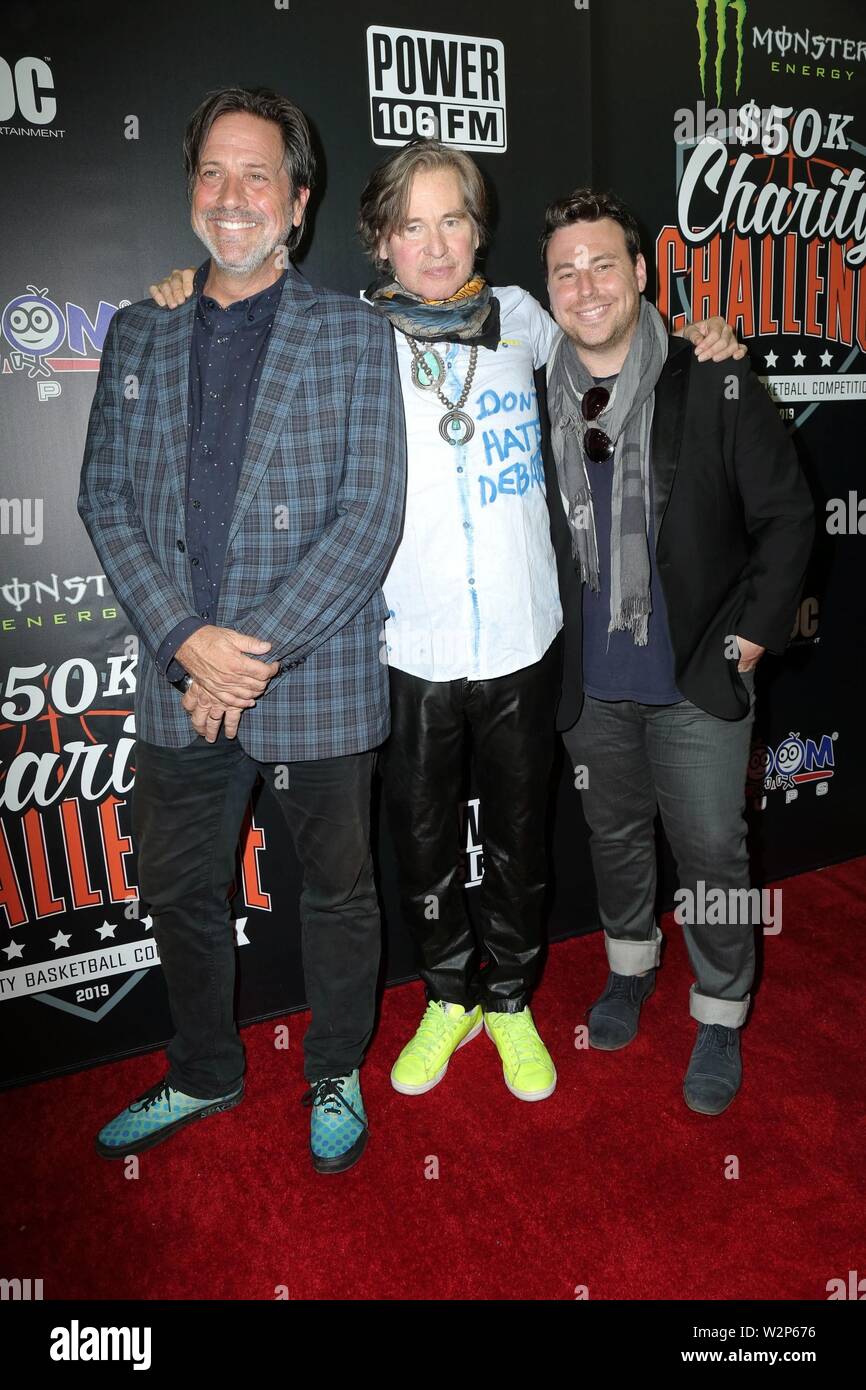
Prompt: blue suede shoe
<box><xmin>95</xmin><ymin>1075</ymin><xmax>244</xmax><ymax>1158</ymax></box>
<box><xmin>683</xmin><ymin>1024</ymin><xmax>742</xmax><ymax>1115</ymax></box>
<box><xmin>303</xmin><ymin>1070</ymin><xmax>368</xmax><ymax>1174</ymax></box>
<box><xmin>588</xmin><ymin>969</ymin><xmax>656</xmax><ymax>1050</ymax></box>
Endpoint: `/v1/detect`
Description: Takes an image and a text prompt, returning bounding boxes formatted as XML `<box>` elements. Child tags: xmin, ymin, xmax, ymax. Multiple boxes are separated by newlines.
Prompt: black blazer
<box><xmin>538</xmin><ymin>335</ymin><xmax>815</xmax><ymax>732</ymax></box>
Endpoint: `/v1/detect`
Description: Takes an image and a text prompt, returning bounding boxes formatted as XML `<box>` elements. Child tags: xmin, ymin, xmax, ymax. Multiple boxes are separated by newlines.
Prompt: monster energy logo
<box><xmin>696</xmin><ymin>0</ymin><xmax>746</xmax><ymax>103</ymax></box>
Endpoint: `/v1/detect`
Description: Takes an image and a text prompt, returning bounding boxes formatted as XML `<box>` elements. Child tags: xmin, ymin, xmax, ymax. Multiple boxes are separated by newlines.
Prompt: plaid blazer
<box><xmin>79</xmin><ymin>265</ymin><xmax>406</xmax><ymax>762</ymax></box>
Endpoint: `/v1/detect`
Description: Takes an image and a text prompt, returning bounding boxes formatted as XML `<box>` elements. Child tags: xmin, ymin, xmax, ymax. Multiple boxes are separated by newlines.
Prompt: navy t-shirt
<box><xmin>581</xmin><ymin>374</ymin><xmax>682</xmax><ymax>704</ymax></box>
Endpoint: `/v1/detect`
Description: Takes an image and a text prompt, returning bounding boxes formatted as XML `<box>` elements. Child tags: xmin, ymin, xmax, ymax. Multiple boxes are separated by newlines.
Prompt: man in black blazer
<box><xmin>540</xmin><ymin>188</ymin><xmax>813</xmax><ymax>1114</ymax></box>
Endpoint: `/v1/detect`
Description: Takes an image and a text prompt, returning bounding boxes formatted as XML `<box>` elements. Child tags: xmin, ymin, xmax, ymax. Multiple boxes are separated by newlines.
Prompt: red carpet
<box><xmin>2</xmin><ymin>859</ymin><xmax>864</xmax><ymax>1301</ymax></box>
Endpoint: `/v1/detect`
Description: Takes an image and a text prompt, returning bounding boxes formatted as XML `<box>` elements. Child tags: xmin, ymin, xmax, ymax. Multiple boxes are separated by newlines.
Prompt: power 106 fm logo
<box><xmin>1</xmin><ymin>287</ymin><xmax>125</xmax><ymax>400</ymax></box>
<box><xmin>367</xmin><ymin>26</ymin><xmax>506</xmax><ymax>151</ymax></box>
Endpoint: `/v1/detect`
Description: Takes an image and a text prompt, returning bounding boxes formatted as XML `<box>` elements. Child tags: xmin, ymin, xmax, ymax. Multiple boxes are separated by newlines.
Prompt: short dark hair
<box><xmin>540</xmin><ymin>188</ymin><xmax>641</xmax><ymax>270</ymax></box>
<box><xmin>183</xmin><ymin>86</ymin><xmax>316</xmax><ymax>253</ymax></box>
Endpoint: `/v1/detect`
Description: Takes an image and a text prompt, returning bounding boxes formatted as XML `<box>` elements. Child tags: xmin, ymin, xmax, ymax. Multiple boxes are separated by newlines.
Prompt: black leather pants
<box><xmin>380</xmin><ymin>636</ymin><xmax>561</xmax><ymax>1012</ymax></box>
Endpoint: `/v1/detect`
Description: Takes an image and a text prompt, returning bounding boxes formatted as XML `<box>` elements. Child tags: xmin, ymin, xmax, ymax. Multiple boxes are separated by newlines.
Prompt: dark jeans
<box><xmin>133</xmin><ymin>732</ymin><xmax>380</xmax><ymax>1096</ymax></box>
<box><xmin>379</xmin><ymin>637</ymin><xmax>561</xmax><ymax>1013</ymax></box>
<box><xmin>563</xmin><ymin>673</ymin><xmax>756</xmax><ymax>1027</ymax></box>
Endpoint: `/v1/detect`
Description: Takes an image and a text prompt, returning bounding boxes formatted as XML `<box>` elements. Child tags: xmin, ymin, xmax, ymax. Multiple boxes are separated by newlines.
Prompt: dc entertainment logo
<box><xmin>367</xmin><ymin>26</ymin><xmax>507</xmax><ymax>151</ymax></box>
<box><xmin>0</xmin><ymin>56</ymin><xmax>58</xmax><ymax>129</ymax></box>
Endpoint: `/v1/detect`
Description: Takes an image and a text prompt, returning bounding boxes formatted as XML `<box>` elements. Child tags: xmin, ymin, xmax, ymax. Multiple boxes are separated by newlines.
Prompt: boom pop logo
<box><xmin>1</xmin><ymin>286</ymin><xmax>124</xmax><ymax>398</ymax></box>
<box><xmin>747</xmin><ymin>730</ymin><xmax>837</xmax><ymax>807</ymax></box>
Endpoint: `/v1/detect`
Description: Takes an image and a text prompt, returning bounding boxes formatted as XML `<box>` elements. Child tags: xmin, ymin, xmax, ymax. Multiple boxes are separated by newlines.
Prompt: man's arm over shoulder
<box><xmin>730</xmin><ymin>359</ymin><xmax>815</xmax><ymax>654</ymax></box>
<box><xmin>236</xmin><ymin>307</ymin><xmax>407</xmax><ymax>666</ymax></box>
<box><xmin>78</xmin><ymin>306</ymin><xmax>200</xmax><ymax>667</ymax></box>
<box><xmin>497</xmin><ymin>285</ymin><xmax>561</xmax><ymax>369</ymax></box>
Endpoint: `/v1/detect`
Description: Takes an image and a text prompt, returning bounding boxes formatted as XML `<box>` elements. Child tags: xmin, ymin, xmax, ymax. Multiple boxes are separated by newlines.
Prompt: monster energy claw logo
<box><xmin>696</xmin><ymin>0</ymin><xmax>746</xmax><ymax>103</ymax></box>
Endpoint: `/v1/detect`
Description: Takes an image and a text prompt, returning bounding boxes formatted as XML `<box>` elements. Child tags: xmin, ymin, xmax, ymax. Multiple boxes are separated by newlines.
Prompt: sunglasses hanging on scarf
<box><xmin>581</xmin><ymin>385</ymin><xmax>615</xmax><ymax>464</ymax></box>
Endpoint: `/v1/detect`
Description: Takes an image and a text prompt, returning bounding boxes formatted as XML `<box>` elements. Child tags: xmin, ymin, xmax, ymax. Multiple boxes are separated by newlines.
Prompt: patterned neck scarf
<box><xmin>367</xmin><ymin>273</ymin><xmax>501</xmax><ymax>349</ymax></box>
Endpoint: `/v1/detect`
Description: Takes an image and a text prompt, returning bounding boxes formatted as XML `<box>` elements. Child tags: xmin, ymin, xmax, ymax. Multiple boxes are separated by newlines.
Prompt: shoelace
<box><xmin>604</xmin><ymin>973</ymin><xmax>648</xmax><ymax>1001</ymax></box>
<box><xmin>490</xmin><ymin>1014</ymin><xmax>544</xmax><ymax>1067</ymax></box>
<box><xmin>301</xmin><ymin>1077</ymin><xmax>367</xmax><ymax>1129</ymax></box>
<box><xmin>131</xmin><ymin>1078</ymin><xmax>174</xmax><ymax>1114</ymax></box>
<box><xmin>410</xmin><ymin>1001</ymin><xmax>457</xmax><ymax>1058</ymax></box>
<box><xmin>699</xmin><ymin>1024</ymin><xmax>737</xmax><ymax>1054</ymax></box>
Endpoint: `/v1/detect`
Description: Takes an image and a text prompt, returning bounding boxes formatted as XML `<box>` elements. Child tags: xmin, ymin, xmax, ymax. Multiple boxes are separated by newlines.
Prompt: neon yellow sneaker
<box><xmin>390</xmin><ymin>1000</ymin><xmax>483</xmax><ymax>1095</ymax></box>
<box><xmin>484</xmin><ymin>1007</ymin><xmax>557</xmax><ymax>1101</ymax></box>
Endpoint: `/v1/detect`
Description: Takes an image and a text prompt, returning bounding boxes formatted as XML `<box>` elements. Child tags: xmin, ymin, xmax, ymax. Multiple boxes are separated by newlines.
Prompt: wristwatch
<box><xmin>171</xmin><ymin>674</ymin><xmax>193</xmax><ymax>693</ymax></box>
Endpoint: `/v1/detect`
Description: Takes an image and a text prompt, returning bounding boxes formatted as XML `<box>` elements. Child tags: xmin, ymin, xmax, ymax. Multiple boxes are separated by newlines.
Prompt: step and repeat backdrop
<box><xmin>1</xmin><ymin>0</ymin><xmax>863</xmax><ymax>1086</ymax></box>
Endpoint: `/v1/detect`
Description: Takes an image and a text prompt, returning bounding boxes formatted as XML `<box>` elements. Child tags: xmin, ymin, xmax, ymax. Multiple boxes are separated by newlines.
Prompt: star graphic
<box><xmin>141</xmin><ymin>914</ymin><xmax>153</xmax><ymax>931</ymax></box>
<box><xmin>3</xmin><ymin>941</ymin><xmax>24</xmax><ymax>961</ymax></box>
<box><xmin>792</xmin><ymin>350</ymin><xmax>806</xmax><ymax>368</ymax></box>
<box><xmin>764</xmin><ymin>350</ymin><xmax>778</xmax><ymax>368</ymax></box>
<box><xmin>50</xmin><ymin>930</ymin><xmax>71</xmax><ymax>951</ymax></box>
<box><xmin>820</xmin><ymin>350</ymin><xmax>833</xmax><ymax>368</ymax></box>
<box><xmin>96</xmin><ymin>921</ymin><xmax>117</xmax><ymax>940</ymax></box>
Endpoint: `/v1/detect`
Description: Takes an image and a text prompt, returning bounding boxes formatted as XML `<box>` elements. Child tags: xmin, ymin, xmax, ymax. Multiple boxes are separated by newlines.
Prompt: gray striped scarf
<box><xmin>547</xmin><ymin>298</ymin><xmax>668</xmax><ymax>644</ymax></box>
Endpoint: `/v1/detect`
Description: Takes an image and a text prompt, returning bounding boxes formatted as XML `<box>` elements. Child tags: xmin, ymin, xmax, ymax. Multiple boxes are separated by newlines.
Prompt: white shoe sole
<box><xmin>483</xmin><ymin>1016</ymin><xmax>558</xmax><ymax>1101</ymax></box>
<box><xmin>390</xmin><ymin>1014</ymin><xmax>483</xmax><ymax>1095</ymax></box>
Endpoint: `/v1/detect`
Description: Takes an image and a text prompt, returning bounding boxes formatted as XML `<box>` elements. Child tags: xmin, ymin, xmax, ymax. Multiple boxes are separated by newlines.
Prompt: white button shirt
<box><xmin>382</xmin><ymin>286</ymin><xmax>563</xmax><ymax>681</ymax></box>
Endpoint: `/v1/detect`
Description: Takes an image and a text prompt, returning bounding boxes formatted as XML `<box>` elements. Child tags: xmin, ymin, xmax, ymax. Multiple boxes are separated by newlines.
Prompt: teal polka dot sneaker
<box><xmin>95</xmin><ymin>1075</ymin><xmax>244</xmax><ymax>1159</ymax></box>
<box><xmin>302</xmin><ymin>1070</ymin><xmax>368</xmax><ymax>1174</ymax></box>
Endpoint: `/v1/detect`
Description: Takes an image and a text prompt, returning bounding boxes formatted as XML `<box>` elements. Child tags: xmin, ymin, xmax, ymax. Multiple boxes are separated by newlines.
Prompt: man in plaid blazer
<box><xmin>79</xmin><ymin>87</ymin><xmax>406</xmax><ymax>1174</ymax></box>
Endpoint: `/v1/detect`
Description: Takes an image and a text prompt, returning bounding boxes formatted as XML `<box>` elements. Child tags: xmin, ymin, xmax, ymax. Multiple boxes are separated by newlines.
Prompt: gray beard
<box><xmin>198</xmin><ymin>219</ymin><xmax>292</xmax><ymax>276</ymax></box>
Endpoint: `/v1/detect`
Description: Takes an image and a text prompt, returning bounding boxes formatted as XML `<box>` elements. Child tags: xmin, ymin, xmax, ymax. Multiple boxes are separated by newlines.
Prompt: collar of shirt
<box><xmin>193</xmin><ymin>258</ymin><xmax>287</xmax><ymax>331</ymax></box>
